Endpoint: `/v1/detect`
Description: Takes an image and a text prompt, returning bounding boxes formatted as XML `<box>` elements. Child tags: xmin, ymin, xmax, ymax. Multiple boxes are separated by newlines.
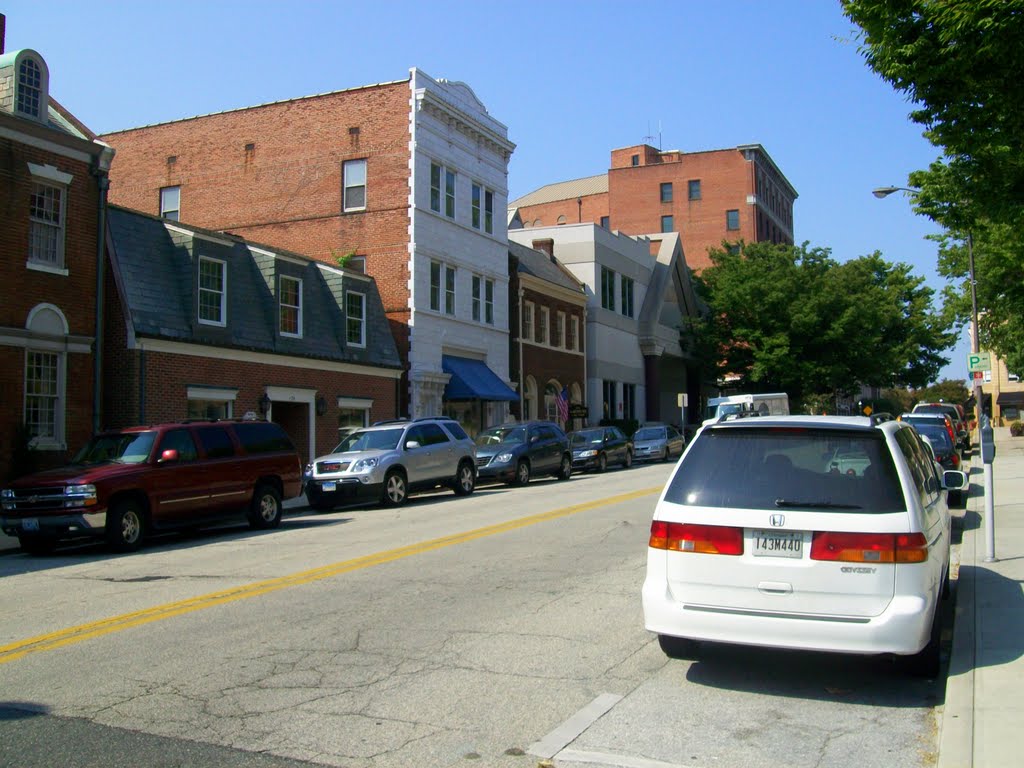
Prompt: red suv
<box><xmin>1</xmin><ymin>419</ymin><xmax>302</xmax><ymax>554</ymax></box>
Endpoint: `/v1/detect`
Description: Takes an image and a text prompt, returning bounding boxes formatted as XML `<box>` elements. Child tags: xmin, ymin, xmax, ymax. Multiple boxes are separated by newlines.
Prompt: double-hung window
<box><xmin>523</xmin><ymin>301</ymin><xmax>534</xmax><ymax>340</ymax></box>
<box><xmin>727</xmin><ymin>209</ymin><xmax>740</xmax><ymax>230</ymax></box>
<box><xmin>25</xmin><ymin>349</ymin><xmax>62</xmax><ymax>447</ymax></box>
<box><xmin>484</xmin><ymin>189</ymin><xmax>494</xmax><ymax>234</ymax></box>
<box><xmin>430</xmin><ymin>162</ymin><xmax>456</xmax><ymax>219</ymax></box>
<box><xmin>472</xmin><ymin>184</ymin><xmax>482</xmax><ymax>230</ymax></box>
<box><xmin>198</xmin><ymin>256</ymin><xmax>227</xmax><ymax>326</ymax></box>
<box><xmin>660</xmin><ymin>182</ymin><xmax>673</xmax><ymax>203</ymax></box>
<box><xmin>29</xmin><ymin>182</ymin><xmax>65</xmax><ymax>268</ymax></box>
<box><xmin>346</xmin><ymin>291</ymin><xmax>366</xmax><ymax>346</ymax></box>
<box><xmin>688</xmin><ymin>179</ymin><xmax>702</xmax><ymax>200</ymax></box>
<box><xmin>279</xmin><ymin>275</ymin><xmax>302</xmax><ymax>337</ymax></box>
<box><xmin>430</xmin><ymin>260</ymin><xmax>455</xmax><ymax>315</ymax></box>
<box><xmin>343</xmin><ymin>159</ymin><xmax>367</xmax><ymax>211</ymax></box>
<box><xmin>621</xmin><ymin>276</ymin><xmax>634</xmax><ymax>318</ymax></box>
<box><xmin>160</xmin><ymin>186</ymin><xmax>180</xmax><ymax>220</ymax></box>
<box><xmin>537</xmin><ymin>307</ymin><xmax>549</xmax><ymax>345</ymax></box>
<box><xmin>569</xmin><ymin>316</ymin><xmax>579</xmax><ymax>351</ymax></box>
<box><xmin>556</xmin><ymin>312</ymin><xmax>565</xmax><ymax>349</ymax></box>
<box><xmin>601</xmin><ymin>266</ymin><xmax>615</xmax><ymax>311</ymax></box>
<box><xmin>471</xmin><ymin>275</ymin><xmax>495</xmax><ymax>324</ymax></box>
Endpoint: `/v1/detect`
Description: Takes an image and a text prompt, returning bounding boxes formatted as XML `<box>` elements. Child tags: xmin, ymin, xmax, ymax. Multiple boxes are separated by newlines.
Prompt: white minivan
<box><xmin>642</xmin><ymin>414</ymin><xmax>968</xmax><ymax>676</ymax></box>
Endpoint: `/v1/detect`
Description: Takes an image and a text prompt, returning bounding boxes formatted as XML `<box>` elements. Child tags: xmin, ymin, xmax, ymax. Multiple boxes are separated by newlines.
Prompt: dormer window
<box><xmin>17</xmin><ymin>57</ymin><xmax>43</xmax><ymax>118</ymax></box>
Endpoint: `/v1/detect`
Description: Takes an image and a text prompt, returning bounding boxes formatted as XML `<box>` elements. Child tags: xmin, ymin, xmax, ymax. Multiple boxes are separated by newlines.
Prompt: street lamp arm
<box><xmin>872</xmin><ymin>185</ymin><xmax>921</xmax><ymax>199</ymax></box>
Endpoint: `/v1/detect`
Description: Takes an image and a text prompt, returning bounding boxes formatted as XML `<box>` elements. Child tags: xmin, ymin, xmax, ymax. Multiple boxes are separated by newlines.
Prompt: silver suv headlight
<box><xmin>353</xmin><ymin>457</ymin><xmax>379</xmax><ymax>472</ymax></box>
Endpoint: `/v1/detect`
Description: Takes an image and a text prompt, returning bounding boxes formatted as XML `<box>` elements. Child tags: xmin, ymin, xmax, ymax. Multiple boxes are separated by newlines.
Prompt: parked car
<box><xmin>475</xmin><ymin>421</ymin><xmax>572</xmax><ymax>485</ymax></box>
<box><xmin>304</xmin><ymin>417</ymin><xmax>476</xmax><ymax>510</ymax></box>
<box><xmin>632</xmin><ymin>423</ymin><xmax>685</xmax><ymax>463</ymax></box>
<box><xmin>898</xmin><ymin>412</ymin><xmax>959</xmax><ymax>456</ymax></box>
<box><xmin>642</xmin><ymin>414</ymin><xmax>968</xmax><ymax>676</ymax></box>
<box><xmin>0</xmin><ymin>419</ymin><xmax>303</xmax><ymax>554</ymax></box>
<box><xmin>569</xmin><ymin>426</ymin><xmax>633</xmax><ymax>472</ymax></box>
<box><xmin>913</xmin><ymin>402</ymin><xmax>970</xmax><ymax>451</ymax></box>
<box><xmin>912</xmin><ymin>423</ymin><xmax>964</xmax><ymax>505</ymax></box>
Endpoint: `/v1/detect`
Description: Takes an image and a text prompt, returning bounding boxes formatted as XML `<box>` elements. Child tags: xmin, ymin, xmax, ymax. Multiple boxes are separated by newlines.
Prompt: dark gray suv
<box><xmin>303</xmin><ymin>417</ymin><xmax>477</xmax><ymax>509</ymax></box>
<box><xmin>474</xmin><ymin>421</ymin><xmax>573</xmax><ymax>485</ymax></box>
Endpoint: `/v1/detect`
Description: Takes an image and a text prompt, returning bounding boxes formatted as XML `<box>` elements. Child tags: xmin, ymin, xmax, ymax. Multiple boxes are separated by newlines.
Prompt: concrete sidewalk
<box><xmin>939</xmin><ymin>426</ymin><xmax>1024</xmax><ymax>768</ymax></box>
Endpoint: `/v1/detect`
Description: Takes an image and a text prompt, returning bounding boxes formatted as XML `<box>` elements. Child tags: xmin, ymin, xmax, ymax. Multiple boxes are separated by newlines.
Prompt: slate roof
<box><xmin>509</xmin><ymin>174</ymin><xmax>608</xmax><ymax>208</ymax></box>
<box><xmin>508</xmin><ymin>240</ymin><xmax>586</xmax><ymax>296</ymax></box>
<box><xmin>105</xmin><ymin>206</ymin><xmax>402</xmax><ymax>370</ymax></box>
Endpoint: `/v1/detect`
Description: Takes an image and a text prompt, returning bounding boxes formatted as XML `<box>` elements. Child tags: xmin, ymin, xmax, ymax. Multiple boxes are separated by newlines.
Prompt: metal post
<box><xmin>968</xmin><ymin>232</ymin><xmax>982</xmax><ymax>437</ymax></box>
<box><xmin>984</xmin><ymin>461</ymin><xmax>996</xmax><ymax>562</ymax></box>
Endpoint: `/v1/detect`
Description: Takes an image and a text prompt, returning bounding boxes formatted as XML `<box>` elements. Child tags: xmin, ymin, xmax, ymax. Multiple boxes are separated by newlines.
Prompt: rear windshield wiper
<box><xmin>774</xmin><ymin>498</ymin><xmax>862</xmax><ymax>509</ymax></box>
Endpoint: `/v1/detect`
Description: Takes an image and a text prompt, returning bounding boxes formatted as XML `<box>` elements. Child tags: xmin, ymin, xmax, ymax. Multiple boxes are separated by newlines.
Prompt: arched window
<box><xmin>524</xmin><ymin>376</ymin><xmax>537</xmax><ymax>421</ymax></box>
<box><xmin>544</xmin><ymin>381</ymin><xmax>560</xmax><ymax>422</ymax></box>
<box><xmin>24</xmin><ymin>304</ymin><xmax>69</xmax><ymax>448</ymax></box>
<box><xmin>17</xmin><ymin>57</ymin><xmax>42</xmax><ymax>117</ymax></box>
<box><xmin>556</xmin><ymin>215</ymin><xmax>567</xmax><ymax>225</ymax></box>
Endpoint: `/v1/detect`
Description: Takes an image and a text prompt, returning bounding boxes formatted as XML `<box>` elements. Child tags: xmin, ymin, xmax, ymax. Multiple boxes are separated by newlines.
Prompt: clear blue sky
<box><xmin>3</xmin><ymin>0</ymin><xmax>971</xmax><ymax>385</ymax></box>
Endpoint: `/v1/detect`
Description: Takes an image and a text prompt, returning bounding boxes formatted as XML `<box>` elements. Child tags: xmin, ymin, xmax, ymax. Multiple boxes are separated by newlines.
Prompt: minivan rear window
<box><xmin>664</xmin><ymin>427</ymin><xmax>906</xmax><ymax>513</ymax></box>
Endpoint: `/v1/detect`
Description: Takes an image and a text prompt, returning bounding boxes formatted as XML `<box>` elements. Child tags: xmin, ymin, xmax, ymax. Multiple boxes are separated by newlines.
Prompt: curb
<box><xmin>937</xmin><ymin>465</ymin><xmax>978</xmax><ymax>768</ymax></box>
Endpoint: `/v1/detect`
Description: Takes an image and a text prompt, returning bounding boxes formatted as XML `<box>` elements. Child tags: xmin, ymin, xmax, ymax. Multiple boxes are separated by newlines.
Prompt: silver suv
<box><xmin>303</xmin><ymin>418</ymin><xmax>477</xmax><ymax>509</ymax></box>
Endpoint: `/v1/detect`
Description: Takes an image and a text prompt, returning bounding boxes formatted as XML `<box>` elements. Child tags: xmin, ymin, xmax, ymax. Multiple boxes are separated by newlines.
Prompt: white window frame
<box><xmin>523</xmin><ymin>301</ymin><xmax>534</xmax><ymax>341</ymax></box>
<box><xmin>484</xmin><ymin>189</ymin><xmax>494</xmax><ymax>234</ymax></box>
<box><xmin>17</xmin><ymin>55</ymin><xmax>44</xmax><ymax>119</ymax></box>
<box><xmin>601</xmin><ymin>266</ymin><xmax>616</xmax><ymax>311</ymax></box>
<box><xmin>187</xmin><ymin>386</ymin><xmax>238</xmax><ymax>421</ymax></box>
<box><xmin>570</xmin><ymin>316</ymin><xmax>580</xmax><ymax>352</ymax></box>
<box><xmin>484</xmin><ymin>278</ymin><xmax>494</xmax><ymax>325</ymax></box>
<box><xmin>538</xmin><ymin>307</ymin><xmax>549</xmax><ymax>345</ymax></box>
<box><xmin>430</xmin><ymin>260</ymin><xmax>442</xmax><ymax>311</ymax></box>
<box><xmin>346</xmin><ymin>290</ymin><xmax>366</xmax><ymax>347</ymax></box>
<box><xmin>27</xmin><ymin>164</ymin><xmax>73</xmax><ymax>273</ymax></box>
<box><xmin>24</xmin><ymin>348</ymin><xmax>65</xmax><ymax>449</ymax></box>
<box><xmin>279</xmin><ymin>275</ymin><xmax>303</xmax><ymax>337</ymax></box>
<box><xmin>471</xmin><ymin>183</ymin><xmax>482</xmax><ymax>229</ymax></box>
<box><xmin>430</xmin><ymin>163</ymin><xmax>442</xmax><ymax>213</ymax></box>
<box><xmin>621</xmin><ymin>275</ymin><xmax>635</xmax><ymax>318</ymax></box>
<box><xmin>160</xmin><ymin>186</ymin><xmax>180</xmax><ymax>220</ymax></box>
<box><xmin>444</xmin><ymin>263</ymin><xmax>456</xmax><ymax>314</ymax></box>
<box><xmin>343</xmin><ymin>158</ymin><xmax>367</xmax><ymax>212</ymax></box>
<box><xmin>556</xmin><ymin>311</ymin><xmax>566</xmax><ymax>349</ymax></box>
<box><xmin>198</xmin><ymin>256</ymin><xmax>227</xmax><ymax>326</ymax></box>
<box><xmin>444</xmin><ymin>167</ymin><xmax>456</xmax><ymax>218</ymax></box>
<box><xmin>472</xmin><ymin>275</ymin><xmax>482</xmax><ymax>321</ymax></box>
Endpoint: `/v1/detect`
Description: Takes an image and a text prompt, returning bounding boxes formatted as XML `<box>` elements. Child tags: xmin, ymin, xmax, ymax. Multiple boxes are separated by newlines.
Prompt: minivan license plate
<box><xmin>22</xmin><ymin>518</ymin><xmax>39</xmax><ymax>532</ymax></box>
<box><xmin>753</xmin><ymin>530</ymin><xmax>802</xmax><ymax>558</ymax></box>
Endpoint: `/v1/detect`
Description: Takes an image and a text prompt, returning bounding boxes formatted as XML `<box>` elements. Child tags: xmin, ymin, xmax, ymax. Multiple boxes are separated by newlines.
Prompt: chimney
<box><xmin>532</xmin><ymin>238</ymin><xmax>555</xmax><ymax>261</ymax></box>
<box><xmin>1</xmin><ymin>14</ymin><xmax>6</xmax><ymax>55</ymax></box>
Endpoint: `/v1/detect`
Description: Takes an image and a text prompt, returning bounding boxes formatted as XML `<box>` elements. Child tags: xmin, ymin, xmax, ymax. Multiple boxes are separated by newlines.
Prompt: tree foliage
<box><xmin>692</xmin><ymin>241</ymin><xmax>955</xmax><ymax>409</ymax></box>
<box><xmin>912</xmin><ymin>378</ymin><xmax>971</xmax><ymax>407</ymax></box>
<box><xmin>844</xmin><ymin>1</ymin><xmax>1024</xmax><ymax>374</ymax></box>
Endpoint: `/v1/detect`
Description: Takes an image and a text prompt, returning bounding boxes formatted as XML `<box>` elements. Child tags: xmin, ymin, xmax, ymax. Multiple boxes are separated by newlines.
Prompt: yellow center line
<box><xmin>0</xmin><ymin>486</ymin><xmax>660</xmax><ymax>664</ymax></box>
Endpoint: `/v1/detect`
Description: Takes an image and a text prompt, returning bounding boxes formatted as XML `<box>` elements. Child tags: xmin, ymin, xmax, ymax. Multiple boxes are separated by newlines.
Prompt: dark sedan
<box><xmin>475</xmin><ymin>421</ymin><xmax>572</xmax><ymax>485</ymax></box>
<box><xmin>568</xmin><ymin>426</ymin><xmax>633</xmax><ymax>473</ymax></box>
<box><xmin>915</xmin><ymin>423</ymin><xmax>964</xmax><ymax>505</ymax></box>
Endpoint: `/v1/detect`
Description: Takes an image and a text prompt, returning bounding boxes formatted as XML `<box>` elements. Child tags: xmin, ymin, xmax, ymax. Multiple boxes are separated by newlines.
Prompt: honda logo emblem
<box><xmin>770</xmin><ymin>514</ymin><xmax>785</xmax><ymax>527</ymax></box>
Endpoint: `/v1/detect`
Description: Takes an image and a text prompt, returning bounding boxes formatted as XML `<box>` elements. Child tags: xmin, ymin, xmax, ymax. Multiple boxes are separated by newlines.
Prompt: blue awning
<box><xmin>442</xmin><ymin>355</ymin><xmax>518</xmax><ymax>401</ymax></box>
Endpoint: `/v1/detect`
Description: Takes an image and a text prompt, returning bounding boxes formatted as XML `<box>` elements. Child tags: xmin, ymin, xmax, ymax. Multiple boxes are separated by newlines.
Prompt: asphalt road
<box><xmin>0</xmin><ymin>462</ymin><xmax>954</xmax><ymax>768</ymax></box>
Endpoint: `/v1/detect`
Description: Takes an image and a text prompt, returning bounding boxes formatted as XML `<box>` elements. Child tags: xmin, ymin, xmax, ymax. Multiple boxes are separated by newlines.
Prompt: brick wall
<box><xmin>0</xmin><ymin>136</ymin><xmax>100</xmax><ymax>478</ymax></box>
<box><xmin>102</xmin><ymin>81</ymin><xmax>414</xmax><ymax>316</ymax></box>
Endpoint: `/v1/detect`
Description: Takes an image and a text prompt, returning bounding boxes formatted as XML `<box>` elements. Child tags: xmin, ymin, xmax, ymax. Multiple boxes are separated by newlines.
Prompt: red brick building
<box><xmin>100</xmin><ymin>70</ymin><xmax>517</xmax><ymax>424</ymax></box>
<box><xmin>0</xmin><ymin>39</ymin><xmax>115</xmax><ymax>479</ymax></box>
<box><xmin>507</xmin><ymin>240</ymin><xmax>587</xmax><ymax>429</ymax></box>
<box><xmin>510</xmin><ymin>143</ymin><xmax>797</xmax><ymax>272</ymax></box>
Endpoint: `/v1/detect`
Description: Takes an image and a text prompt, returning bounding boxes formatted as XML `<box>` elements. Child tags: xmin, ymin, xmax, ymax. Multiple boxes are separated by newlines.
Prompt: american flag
<box><xmin>556</xmin><ymin>386</ymin><xmax>569</xmax><ymax>424</ymax></box>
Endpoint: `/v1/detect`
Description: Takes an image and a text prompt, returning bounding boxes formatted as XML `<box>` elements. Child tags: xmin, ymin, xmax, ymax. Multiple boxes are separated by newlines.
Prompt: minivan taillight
<box><xmin>810</xmin><ymin>532</ymin><xmax>928</xmax><ymax>563</ymax></box>
<box><xmin>649</xmin><ymin>521</ymin><xmax>743</xmax><ymax>555</ymax></box>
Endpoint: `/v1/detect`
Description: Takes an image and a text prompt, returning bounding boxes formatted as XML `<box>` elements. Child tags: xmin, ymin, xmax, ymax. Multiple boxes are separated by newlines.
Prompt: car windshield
<box><xmin>335</xmin><ymin>428</ymin><xmax>404</xmax><ymax>452</ymax></box>
<box><xmin>476</xmin><ymin>427</ymin><xmax>526</xmax><ymax>446</ymax></box>
<box><xmin>73</xmin><ymin>432</ymin><xmax>157</xmax><ymax>465</ymax></box>
<box><xmin>663</xmin><ymin>426</ymin><xmax>906</xmax><ymax>513</ymax></box>
<box><xmin>634</xmin><ymin>427</ymin><xmax>666</xmax><ymax>441</ymax></box>
<box><xmin>916</xmin><ymin>405</ymin><xmax>957</xmax><ymax>418</ymax></box>
<box><xmin>570</xmin><ymin>430</ymin><xmax>603</xmax><ymax>445</ymax></box>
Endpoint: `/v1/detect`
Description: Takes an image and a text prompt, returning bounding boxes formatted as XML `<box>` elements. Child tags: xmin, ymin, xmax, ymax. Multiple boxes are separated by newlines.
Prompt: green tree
<box><xmin>844</xmin><ymin>1</ymin><xmax>1024</xmax><ymax>374</ymax></box>
<box><xmin>692</xmin><ymin>241</ymin><xmax>955</xmax><ymax>410</ymax></box>
<box><xmin>913</xmin><ymin>378</ymin><xmax>971</xmax><ymax>406</ymax></box>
